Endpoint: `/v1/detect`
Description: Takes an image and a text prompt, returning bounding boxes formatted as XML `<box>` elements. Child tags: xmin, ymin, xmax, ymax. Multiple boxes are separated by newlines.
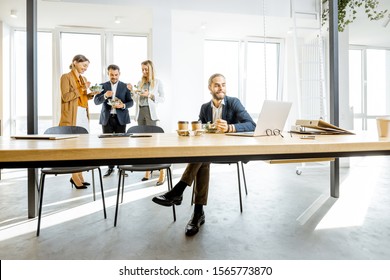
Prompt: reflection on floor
<box><xmin>0</xmin><ymin>157</ymin><xmax>390</xmax><ymax>260</ymax></box>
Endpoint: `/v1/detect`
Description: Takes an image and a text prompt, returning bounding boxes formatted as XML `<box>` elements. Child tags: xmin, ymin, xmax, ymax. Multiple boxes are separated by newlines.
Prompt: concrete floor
<box><xmin>0</xmin><ymin>157</ymin><xmax>390</xmax><ymax>260</ymax></box>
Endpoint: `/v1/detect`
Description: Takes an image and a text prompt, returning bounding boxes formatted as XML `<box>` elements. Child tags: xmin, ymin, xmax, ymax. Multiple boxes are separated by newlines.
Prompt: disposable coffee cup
<box><xmin>191</xmin><ymin>121</ymin><xmax>202</xmax><ymax>131</ymax></box>
<box><xmin>376</xmin><ymin>117</ymin><xmax>390</xmax><ymax>137</ymax></box>
<box><xmin>178</xmin><ymin>121</ymin><xmax>189</xmax><ymax>131</ymax></box>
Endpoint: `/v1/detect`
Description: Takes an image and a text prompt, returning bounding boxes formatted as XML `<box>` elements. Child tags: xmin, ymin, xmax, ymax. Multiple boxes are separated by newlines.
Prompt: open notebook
<box><xmin>226</xmin><ymin>100</ymin><xmax>292</xmax><ymax>137</ymax></box>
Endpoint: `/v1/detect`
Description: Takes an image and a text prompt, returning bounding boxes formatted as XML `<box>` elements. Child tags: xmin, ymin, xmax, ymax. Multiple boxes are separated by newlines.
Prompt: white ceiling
<box><xmin>0</xmin><ymin>0</ymin><xmax>389</xmax><ymax>47</ymax></box>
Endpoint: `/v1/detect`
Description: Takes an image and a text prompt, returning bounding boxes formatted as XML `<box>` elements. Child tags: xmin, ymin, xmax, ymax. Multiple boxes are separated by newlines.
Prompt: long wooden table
<box><xmin>1</xmin><ymin>132</ymin><xmax>390</xmax><ymax>216</ymax></box>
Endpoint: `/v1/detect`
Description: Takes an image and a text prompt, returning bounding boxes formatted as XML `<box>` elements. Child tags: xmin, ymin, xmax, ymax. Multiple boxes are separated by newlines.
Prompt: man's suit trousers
<box><xmin>181</xmin><ymin>163</ymin><xmax>210</xmax><ymax>205</ymax></box>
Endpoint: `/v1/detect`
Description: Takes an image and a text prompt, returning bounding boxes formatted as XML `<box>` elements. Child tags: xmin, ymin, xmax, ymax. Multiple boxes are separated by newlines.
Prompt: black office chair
<box><xmin>191</xmin><ymin>161</ymin><xmax>248</xmax><ymax>212</ymax></box>
<box><xmin>36</xmin><ymin>126</ymin><xmax>106</xmax><ymax>236</ymax></box>
<box><xmin>114</xmin><ymin>125</ymin><xmax>175</xmax><ymax>226</ymax></box>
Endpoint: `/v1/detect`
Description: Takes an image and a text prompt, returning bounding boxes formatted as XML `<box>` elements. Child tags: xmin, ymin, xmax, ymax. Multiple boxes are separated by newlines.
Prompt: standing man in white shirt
<box><xmin>94</xmin><ymin>64</ymin><xmax>134</xmax><ymax>177</ymax></box>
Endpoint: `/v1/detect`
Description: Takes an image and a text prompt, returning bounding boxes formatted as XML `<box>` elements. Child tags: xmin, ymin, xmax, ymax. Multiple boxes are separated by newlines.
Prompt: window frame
<box><xmin>349</xmin><ymin>45</ymin><xmax>390</xmax><ymax>131</ymax></box>
<box><xmin>203</xmin><ymin>36</ymin><xmax>285</xmax><ymax>119</ymax></box>
<box><xmin>8</xmin><ymin>27</ymin><xmax>149</xmax><ymax>135</ymax></box>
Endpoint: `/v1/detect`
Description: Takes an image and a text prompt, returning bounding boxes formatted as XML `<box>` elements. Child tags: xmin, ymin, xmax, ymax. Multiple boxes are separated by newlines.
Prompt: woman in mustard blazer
<box><xmin>59</xmin><ymin>54</ymin><xmax>97</xmax><ymax>189</ymax></box>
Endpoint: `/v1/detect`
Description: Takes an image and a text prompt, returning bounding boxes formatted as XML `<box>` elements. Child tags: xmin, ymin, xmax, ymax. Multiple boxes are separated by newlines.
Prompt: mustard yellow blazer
<box><xmin>59</xmin><ymin>71</ymin><xmax>91</xmax><ymax>126</ymax></box>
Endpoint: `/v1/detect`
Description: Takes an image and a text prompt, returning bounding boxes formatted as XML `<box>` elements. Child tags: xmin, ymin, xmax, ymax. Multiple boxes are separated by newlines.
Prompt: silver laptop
<box><xmin>226</xmin><ymin>100</ymin><xmax>292</xmax><ymax>137</ymax></box>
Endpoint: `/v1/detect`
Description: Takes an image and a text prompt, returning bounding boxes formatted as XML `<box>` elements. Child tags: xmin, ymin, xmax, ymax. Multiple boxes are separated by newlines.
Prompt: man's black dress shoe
<box><xmin>185</xmin><ymin>212</ymin><xmax>205</xmax><ymax>236</ymax></box>
<box><xmin>152</xmin><ymin>193</ymin><xmax>183</xmax><ymax>207</ymax></box>
<box><xmin>103</xmin><ymin>168</ymin><xmax>114</xmax><ymax>177</ymax></box>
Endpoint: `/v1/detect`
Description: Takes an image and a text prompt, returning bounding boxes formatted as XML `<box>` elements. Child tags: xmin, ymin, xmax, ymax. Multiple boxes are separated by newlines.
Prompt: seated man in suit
<box><xmin>94</xmin><ymin>64</ymin><xmax>134</xmax><ymax>177</ymax></box>
<box><xmin>152</xmin><ymin>73</ymin><xmax>256</xmax><ymax>236</ymax></box>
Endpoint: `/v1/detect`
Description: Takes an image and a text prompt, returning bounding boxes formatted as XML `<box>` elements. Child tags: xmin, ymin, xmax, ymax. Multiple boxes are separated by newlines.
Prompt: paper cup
<box><xmin>191</xmin><ymin>121</ymin><xmax>202</xmax><ymax>131</ymax></box>
<box><xmin>178</xmin><ymin>121</ymin><xmax>189</xmax><ymax>131</ymax></box>
<box><xmin>376</xmin><ymin>117</ymin><xmax>390</xmax><ymax>137</ymax></box>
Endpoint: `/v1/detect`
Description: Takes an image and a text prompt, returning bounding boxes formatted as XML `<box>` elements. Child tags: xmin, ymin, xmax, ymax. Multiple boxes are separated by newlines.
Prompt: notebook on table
<box><xmin>226</xmin><ymin>100</ymin><xmax>292</xmax><ymax>137</ymax></box>
<box><xmin>11</xmin><ymin>135</ymin><xmax>79</xmax><ymax>140</ymax></box>
<box><xmin>98</xmin><ymin>133</ymin><xmax>132</xmax><ymax>138</ymax></box>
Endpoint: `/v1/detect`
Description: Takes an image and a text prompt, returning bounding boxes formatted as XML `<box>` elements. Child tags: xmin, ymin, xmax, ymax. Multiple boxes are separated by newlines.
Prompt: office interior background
<box><xmin>0</xmin><ymin>0</ymin><xmax>389</xmax><ymax>136</ymax></box>
<box><xmin>1</xmin><ymin>0</ymin><xmax>390</xmax><ymax>261</ymax></box>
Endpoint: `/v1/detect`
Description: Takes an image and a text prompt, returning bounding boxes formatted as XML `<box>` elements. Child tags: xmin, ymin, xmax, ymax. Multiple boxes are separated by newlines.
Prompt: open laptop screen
<box><xmin>226</xmin><ymin>100</ymin><xmax>292</xmax><ymax>137</ymax></box>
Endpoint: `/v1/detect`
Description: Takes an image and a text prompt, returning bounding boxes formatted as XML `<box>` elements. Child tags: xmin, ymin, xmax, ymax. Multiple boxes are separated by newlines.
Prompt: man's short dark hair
<box><xmin>208</xmin><ymin>73</ymin><xmax>225</xmax><ymax>87</ymax></box>
<box><xmin>107</xmin><ymin>64</ymin><xmax>120</xmax><ymax>71</ymax></box>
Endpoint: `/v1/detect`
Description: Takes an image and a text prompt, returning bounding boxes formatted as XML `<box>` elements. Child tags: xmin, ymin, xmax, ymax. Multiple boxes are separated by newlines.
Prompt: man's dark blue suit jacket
<box><xmin>199</xmin><ymin>96</ymin><xmax>256</xmax><ymax>132</ymax></box>
<box><xmin>94</xmin><ymin>81</ymin><xmax>133</xmax><ymax>126</ymax></box>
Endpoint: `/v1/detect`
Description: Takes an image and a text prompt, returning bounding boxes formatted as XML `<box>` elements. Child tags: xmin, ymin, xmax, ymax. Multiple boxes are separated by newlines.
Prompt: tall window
<box><xmin>10</xmin><ymin>30</ymin><xmax>148</xmax><ymax>135</ymax></box>
<box><xmin>246</xmin><ymin>41</ymin><xmax>280</xmax><ymax>114</ymax></box>
<box><xmin>13</xmin><ymin>30</ymin><xmax>53</xmax><ymax>134</ymax></box>
<box><xmin>60</xmin><ymin>32</ymin><xmax>103</xmax><ymax>115</ymax></box>
<box><xmin>59</xmin><ymin>32</ymin><xmax>148</xmax><ymax>134</ymax></box>
<box><xmin>349</xmin><ymin>47</ymin><xmax>390</xmax><ymax>132</ymax></box>
<box><xmin>204</xmin><ymin>38</ymin><xmax>283</xmax><ymax>117</ymax></box>
<box><xmin>204</xmin><ymin>40</ymin><xmax>239</xmax><ymax>100</ymax></box>
<box><xmin>112</xmin><ymin>35</ymin><xmax>148</xmax><ymax>85</ymax></box>
<box><xmin>349</xmin><ymin>49</ymin><xmax>363</xmax><ymax>130</ymax></box>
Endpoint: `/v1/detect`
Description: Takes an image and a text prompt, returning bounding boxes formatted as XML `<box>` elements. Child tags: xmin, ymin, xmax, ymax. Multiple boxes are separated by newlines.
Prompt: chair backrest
<box><xmin>44</xmin><ymin>126</ymin><xmax>89</xmax><ymax>135</ymax></box>
<box><xmin>127</xmin><ymin>125</ymin><xmax>164</xmax><ymax>134</ymax></box>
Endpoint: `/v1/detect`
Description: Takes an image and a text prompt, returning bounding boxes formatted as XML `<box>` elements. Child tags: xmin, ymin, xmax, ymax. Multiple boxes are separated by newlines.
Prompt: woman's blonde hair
<box><xmin>139</xmin><ymin>60</ymin><xmax>155</xmax><ymax>89</ymax></box>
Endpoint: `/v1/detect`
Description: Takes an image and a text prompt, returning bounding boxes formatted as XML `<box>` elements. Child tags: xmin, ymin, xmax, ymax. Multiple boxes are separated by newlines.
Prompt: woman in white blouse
<box><xmin>133</xmin><ymin>60</ymin><xmax>166</xmax><ymax>185</ymax></box>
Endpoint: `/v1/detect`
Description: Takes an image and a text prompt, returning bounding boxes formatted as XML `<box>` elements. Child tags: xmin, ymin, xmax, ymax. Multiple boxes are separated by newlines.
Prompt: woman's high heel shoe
<box><xmin>141</xmin><ymin>170</ymin><xmax>153</xmax><ymax>181</ymax></box>
<box><xmin>70</xmin><ymin>178</ymin><xmax>87</xmax><ymax>189</ymax></box>
<box><xmin>156</xmin><ymin>169</ymin><xmax>166</xmax><ymax>186</ymax></box>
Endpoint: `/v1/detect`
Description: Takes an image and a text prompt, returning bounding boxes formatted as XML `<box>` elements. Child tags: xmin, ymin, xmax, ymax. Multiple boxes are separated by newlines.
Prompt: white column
<box><xmin>151</xmin><ymin>7</ymin><xmax>173</xmax><ymax>132</ymax></box>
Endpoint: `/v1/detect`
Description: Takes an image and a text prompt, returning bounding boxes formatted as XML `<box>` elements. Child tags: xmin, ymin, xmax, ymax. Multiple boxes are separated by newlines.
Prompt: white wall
<box><xmin>151</xmin><ymin>7</ymin><xmax>174</xmax><ymax>132</ymax></box>
<box><xmin>150</xmin><ymin>8</ymin><xmax>208</xmax><ymax>133</ymax></box>
<box><xmin>0</xmin><ymin>21</ymin><xmax>3</xmax><ymax>135</ymax></box>
<box><xmin>171</xmin><ymin>29</ymin><xmax>204</xmax><ymax>130</ymax></box>
<box><xmin>387</xmin><ymin>52</ymin><xmax>390</xmax><ymax>114</ymax></box>
<box><xmin>0</xmin><ymin>22</ymin><xmax>11</xmax><ymax>136</ymax></box>
<box><xmin>338</xmin><ymin>28</ymin><xmax>353</xmax><ymax>130</ymax></box>
<box><xmin>284</xmin><ymin>35</ymin><xmax>299</xmax><ymax>128</ymax></box>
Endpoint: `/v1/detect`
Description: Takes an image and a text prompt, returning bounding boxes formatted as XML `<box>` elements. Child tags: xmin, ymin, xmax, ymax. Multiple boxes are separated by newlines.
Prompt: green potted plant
<box><xmin>322</xmin><ymin>0</ymin><xmax>388</xmax><ymax>32</ymax></box>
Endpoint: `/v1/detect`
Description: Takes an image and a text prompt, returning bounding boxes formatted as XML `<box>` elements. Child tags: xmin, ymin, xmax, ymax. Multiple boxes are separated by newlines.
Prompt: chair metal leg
<box><xmin>37</xmin><ymin>171</ymin><xmax>44</xmax><ymax>193</ymax></box>
<box><xmin>167</xmin><ymin>168</ymin><xmax>176</xmax><ymax>222</ymax></box>
<box><xmin>97</xmin><ymin>168</ymin><xmax>106</xmax><ymax>219</ymax></box>
<box><xmin>241</xmin><ymin>162</ymin><xmax>248</xmax><ymax>195</ymax></box>
<box><xmin>190</xmin><ymin>178</ymin><xmax>196</xmax><ymax>206</ymax></box>
<box><xmin>37</xmin><ymin>169</ymin><xmax>106</xmax><ymax>236</ymax></box>
<box><xmin>120</xmin><ymin>169</ymin><xmax>126</xmax><ymax>203</ymax></box>
<box><xmin>92</xmin><ymin>169</ymin><xmax>96</xmax><ymax>201</ymax></box>
<box><xmin>114</xmin><ymin>169</ymin><xmax>123</xmax><ymax>227</ymax></box>
<box><xmin>236</xmin><ymin>162</ymin><xmax>243</xmax><ymax>213</ymax></box>
<box><xmin>36</xmin><ymin>173</ymin><xmax>46</xmax><ymax>236</ymax></box>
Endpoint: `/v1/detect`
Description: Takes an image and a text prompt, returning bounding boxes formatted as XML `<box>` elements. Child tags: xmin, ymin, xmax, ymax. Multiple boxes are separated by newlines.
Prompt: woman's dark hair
<box><xmin>69</xmin><ymin>54</ymin><xmax>90</xmax><ymax>69</ymax></box>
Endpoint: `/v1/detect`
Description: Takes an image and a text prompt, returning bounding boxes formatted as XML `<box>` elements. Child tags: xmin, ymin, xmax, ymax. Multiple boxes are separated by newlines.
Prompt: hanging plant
<box><xmin>322</xmin><ymin>0</ymin><xmax>388</xmax><ymax>32</ymax></box>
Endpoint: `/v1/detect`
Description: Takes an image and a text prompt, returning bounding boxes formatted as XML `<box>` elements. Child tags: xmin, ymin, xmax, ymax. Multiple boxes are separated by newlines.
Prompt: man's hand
<box><xmin>113</xmin><ymin>100</ymin><xmax>124</xmax><ymax>109</ymax></box>
<box><xmin>215</xmin><ymin>119</ymin><xmax>228</xmax><ymax>133</ymax></box>
<box><xmin>139</xmin><ymin>89</ymin><xmax>149</xmax><ymax>98</ymax></box>
<box><xmin>105</xmin><ymin>90</ymin><xmax>113</xmax><ymax>98</ymax></box>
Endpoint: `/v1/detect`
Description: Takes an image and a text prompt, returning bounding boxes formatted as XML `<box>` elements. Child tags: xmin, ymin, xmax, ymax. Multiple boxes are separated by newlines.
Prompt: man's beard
<box><xmin>212</xmin><ymin>91</ymin><xmax>225</xmax><ymax>100</ymax></box>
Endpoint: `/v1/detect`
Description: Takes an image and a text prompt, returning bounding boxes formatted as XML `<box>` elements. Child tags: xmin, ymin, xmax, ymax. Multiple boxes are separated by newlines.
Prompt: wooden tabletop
<box><xmin>3</xmin><ymin>131</ymin><xmax>390</xmax><ymax>217</ymax></box>
<box><xmin>1</xmin><ymin>132</ymin><xmax>390</xmax><ymax>168</ymax></box>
